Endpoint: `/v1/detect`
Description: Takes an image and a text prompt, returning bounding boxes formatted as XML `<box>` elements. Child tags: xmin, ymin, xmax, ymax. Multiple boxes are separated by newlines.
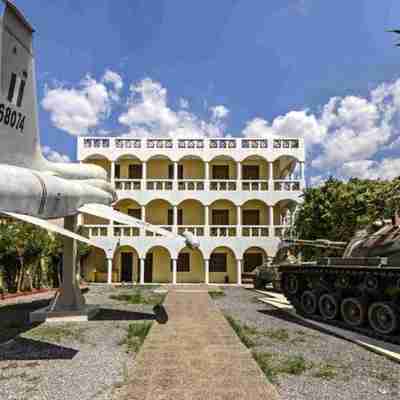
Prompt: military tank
<box><xmin>279</xmin><ymin>217</ymin><xmax>400</xmax><ymax>343</ymax></box>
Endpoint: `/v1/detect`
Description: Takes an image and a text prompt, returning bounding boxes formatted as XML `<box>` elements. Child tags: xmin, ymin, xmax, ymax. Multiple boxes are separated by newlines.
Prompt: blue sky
<box><xmin>12</xmin><ymin>0</ymin><xmax>400</xmax><ymax>184</ymax></box>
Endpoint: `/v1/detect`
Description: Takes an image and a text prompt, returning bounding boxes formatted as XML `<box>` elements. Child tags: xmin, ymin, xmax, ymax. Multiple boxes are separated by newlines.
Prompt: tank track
<box><xmin>280</xmin><ymin>265</ymin><xmax>400</xmax><ymax>345</ymax></box>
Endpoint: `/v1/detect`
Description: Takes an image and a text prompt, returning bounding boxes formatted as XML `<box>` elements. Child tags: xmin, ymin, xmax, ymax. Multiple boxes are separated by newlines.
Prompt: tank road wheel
<box><xmin>301</xmin><ymin>290</ymin><xmax>318</xmax><ymax>315</ymax></box>
<box><xmin>285</xmin><ymin>274</ymin><xmax>299</xmax><ymax>296</ymax></box>
<box><xmin>368</xmin><ymin>302</ymin><xmax>399</xmax><ymax>335</ymax></box>
<box><xmin>365</xmin><ymin>276</ymin><xmax>379</xmax><ymax>291</ymax></box>
<box><xmin>341</xmin><ymin>297</ymin><xmax>367</xmax><ymax>327</ymax></box>
<box><xmin>319</xmin><ymin>293</ymin><xmax>340</xmax><ymax>320</ymax></box>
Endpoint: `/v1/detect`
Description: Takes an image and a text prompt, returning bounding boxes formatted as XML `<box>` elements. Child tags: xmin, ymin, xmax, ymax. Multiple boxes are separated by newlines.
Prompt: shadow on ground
<box><xmin>93</xmin><ymin>308</ymin><xmax>156</xmax><ymax>321</ymax></box>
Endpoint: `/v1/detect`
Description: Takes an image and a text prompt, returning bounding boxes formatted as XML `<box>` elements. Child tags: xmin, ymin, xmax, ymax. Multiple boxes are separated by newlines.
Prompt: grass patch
<box><xmin>120</xmin><ymin>322</ymin><xmax>152</xmax><ymax>353</ymax></box>
<box><xmin>110</xmin><ymin>290</ymin><xmax>165</xmax><ymax>305</ymax></box>
<box><xmin>253</xmin><ymin>352</ymin><xmax>277</xmax><ymax>382</ymax></box>
<box><xmin>225</xmin><ymin>315</ymin><xmax>256</xmax><ymax>348</ymax></box>
<box><xmin>264</xmin><ymin>328</ymin><xmax>290</xmax><ymax>342</ymax></box>
<box><xmin>26</xmin><ymin>324</ymin><xmax>87</xmax><ymax>344</ymax></box>
<box><xmin>313</xmin><ymin>363</ymin><xmax>338</xmax><ymax>380</ymax></box>
<box><xmin>279</xmin><ymin>355</ymin><xmax>312</xmax><ymax>375</ymax></box>
<box><xmin>208</xmin><ymin>290</ymin><xmax>225</xmax><ymax>299</ymax></box>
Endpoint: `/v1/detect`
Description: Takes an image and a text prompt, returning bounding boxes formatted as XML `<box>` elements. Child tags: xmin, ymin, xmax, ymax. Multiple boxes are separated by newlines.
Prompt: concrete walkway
<box><xmin>118</xmin><ymin>286</ymin><xmax>280</xmax><ymax>400</ymax></box>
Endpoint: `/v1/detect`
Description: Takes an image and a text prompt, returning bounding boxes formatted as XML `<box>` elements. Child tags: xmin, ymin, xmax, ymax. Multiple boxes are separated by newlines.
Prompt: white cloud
<box><xmin>339</xmin><ymin>158</ymin><xmax>400</xmax><ymax>181</ymax></box>
<box><xmin>179</xmin><ymin>98</ymin><xmax>189</xmax><ymax>109</ymax></box>
<box><xmin>118</xmin><ymin>78</ymin><xmax>225</xmax><ymax>138</ymax></box>
<box><xmin>42</xmin><ymin>75</ymin><xmax>112</xmax><ymax>136</ymax></box>
<box><xmin>42</xmin><ymin>146</ymin><xmax>71</xmax><ymax>163</ymax></box>
<box><xmin>102</xmin><ymin>70</ymin><xmax>123</xmax><ymax>92</ymax></box>
<box><xmin>210</xmin><ymin>105</ymin><xmax>229</xmax><ymax>120</ymax></box>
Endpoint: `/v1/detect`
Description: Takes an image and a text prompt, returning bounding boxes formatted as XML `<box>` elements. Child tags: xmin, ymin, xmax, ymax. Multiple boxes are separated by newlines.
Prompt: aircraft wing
<box><xmin>3</xmin><ymin>212</ymin><xmax>103</xmax><ymax>249</ymax></box>
<box><xmin>79</xmin><ymin>203</ymin><xmax>176</xmax><ymax>238</ymax></box>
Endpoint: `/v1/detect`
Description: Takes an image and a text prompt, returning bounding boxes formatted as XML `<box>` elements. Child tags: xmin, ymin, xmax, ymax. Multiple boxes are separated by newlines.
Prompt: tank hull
<box><xmin>280</xmin><ymin>264</ymin><xmax>400</xmax><ymax>344</ymax></box>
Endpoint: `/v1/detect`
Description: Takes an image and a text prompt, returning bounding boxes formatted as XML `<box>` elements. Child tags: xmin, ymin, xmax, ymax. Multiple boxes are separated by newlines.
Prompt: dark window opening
<box><xmin>129</xmin><ymin>164</ymin><xmax>142</xmax><ymax>179</ymax></box>
<box><xmin>178</xmin><ymin>164</ymin><xmax>184</xmax><ymax>179</ymax></box>
<box><xmin>242</xmin><ymin>165</ymin><xmax>260</xmax><ymax>180</ymax></box>
<box><xmin>168</xmin><ymin>209</ymin><xmax>183</xmax><ymax>225</ymax></box>
<box><xmin>127</xmin><ymin>208</ymin><xmax>141</xmax><ymax>219</ymax></box>
<box><xmin>212</xmin><ymin>209</ymin><xmax>229</xmax><ymax>225</ymax></box>
<box><xmin>171</xmin><ymin>253</ymin><xmax>190</xmax><ymax>272</ymax></box>
<box><xmin>242</xmin><ymin>210</ymin><xmax>260</xmax><ymax>226</ymax></box>
<box><xmin>168</xmin><ymin>164</ymin><xmax>174</xmax><ymax>179</ymax></box>
<box><xmin>210</xmin><ymin>253</ymin><xmax>227</xmax><ymax>272</ymax></box>
<box><xmin>212</xmin><ymin>165</ymin><xmax>229</xmax><ymax>179</ymax></box>
<box><xmin>244</xmin><ymin>253</ymin><xmax>263</xmax><ymax>273</ymax></box>
<box><xmin>115</xmin><ymin>164</ymin><xmax>121</xmax><ymax>179</ymax></box>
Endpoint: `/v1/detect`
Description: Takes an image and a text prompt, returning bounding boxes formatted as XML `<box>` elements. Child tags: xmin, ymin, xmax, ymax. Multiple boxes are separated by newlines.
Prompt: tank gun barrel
<box><xmin>282</xmin><ymin>238</ymin><xmax>347</xmax><ymax>250</ymax></box>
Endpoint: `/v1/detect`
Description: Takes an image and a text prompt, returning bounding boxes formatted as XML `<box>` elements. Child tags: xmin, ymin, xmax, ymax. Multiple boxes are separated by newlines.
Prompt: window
<box><xmin>212</xmin><ymin>210</ymin><xmax>229</xmax><ymax>225</ymax></box>
<box><xmin>212</xmin><ymin>165</ymin><xmax>229</xmax><ymax>179</ymax></box>
<box><xmin>128</xmin><ymin>208</ymin><xmax>141</xmax><ymax>219</ymax></box>
<box><xmin>244</xmin><ymin>253</ymin><xmax>263</xmax><ymax>273</ymax></box>
<box><xmin>168</xmin><ymin>209</ymin><xmax>183</xmax><ymax>225</ymax></box>
<box><xmin>115</xmin><ymin>164</ymin><xmax>121</xmax><ymax>179</ymax></box>
<box><xmin>242</xmin><ymin>165</ymin><xmax>260</xmax><ymax>180</ymax></box>
<box><xmin>242</xmin><ymin>210</ymin><xmax>260</xmax><ymax>226</ymax></box>
<box><xmin>129</xmin><ymin>164</ymin><xmax>142</xmax><ymax>179</ymax></box>
<box><xmin>168</xmin><ymin>164</ymin><xmax>174</xmax><ymax>179</ymax></box>
<box><xmin>171</xmin><ymin>253</ymin><xmax>190</xmax><ymax>272</ymax></box>
<box><xmin>210</xmin><ymin>253</ymin><xmax>227</xmax><ymax>272</ymax></box>
<box><xmin>178</xmin><ymin>165</ymin><xmax>184</xmax><ymax>179</ymax></box>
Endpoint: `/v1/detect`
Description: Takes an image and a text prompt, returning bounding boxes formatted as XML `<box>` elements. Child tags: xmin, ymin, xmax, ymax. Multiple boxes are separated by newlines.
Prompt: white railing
<box><xmin>178</xmin><ymin>139</ymin><xmax>204</xmax><ymax>149</ymax></box>
<box><xmin>241</xmin><ymin>180</ymin><xmax>269</xmax><ymax>191</ymax></box>
<box><xmin>113</xmin><ymin>226</ymin><xmax>140</xmax><ymax>237</ymax></box>
<box><xmin>115</xmin><ymin>179</ymin><xmax>142</xmax><ymax>191</ymax></box>
<box><xmin>84</xmin><ymin>225</ymin><xmax>110</xmax><ymax>238</ymax></box>
<box><xmin>274</xmin><ymin>225</ymin><xmax>292</xmax><ymax>238</ymax></box>
<box><xmin>178</xmin><ymin>226</ymin><xmax>205</xmax><ymax>236</ymax></box>
<box><xmin>274</xmin><ymin>180</ymin><xmax>301</xmax><ymax>191</ymax></box>
<box><xmin>241</xmin><ymin>226</ymin><xmax>270</xmax><ymax>237</ymax></box>
<box><xmin>177</xmin><ymin>180</ymin><xmax>205</xmax><ymax>191</ymax></box>
<box><xmin>146</xmin><ymin>180</ymin><xmax>174</xmax><ymax>191</ymax></box>
<box><xmin>210</xmin><ymin>225</ymin><xmax>237</xmax><ymax>237</ymax></box>
<box><xmin>145</xmin><ymin>226</ymin><xmax>173</xmax><ymax>237</ymax></box>
<box><xmin>209</xmin><ymin>180</ymin><xmax>237</xmax><ymax>191</ymax></box>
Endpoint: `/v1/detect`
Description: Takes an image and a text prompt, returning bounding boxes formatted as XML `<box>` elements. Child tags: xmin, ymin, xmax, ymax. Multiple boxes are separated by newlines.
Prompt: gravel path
<box><xmin>0</xmin><ymin>285</ymin><xmax>160</xmax><ymax>400</ymax></box>
<box><xmin>212</xmin><ymin>287</ymin><xmax>400</xmax><ymax>400</ymax></box>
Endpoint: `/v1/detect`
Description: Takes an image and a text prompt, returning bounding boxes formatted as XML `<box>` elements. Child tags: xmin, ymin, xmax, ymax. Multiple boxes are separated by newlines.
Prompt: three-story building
<box><xmin>78</xmin><ymin>136</ymin><xmax>305</xmax><ymax>285</ymax></box>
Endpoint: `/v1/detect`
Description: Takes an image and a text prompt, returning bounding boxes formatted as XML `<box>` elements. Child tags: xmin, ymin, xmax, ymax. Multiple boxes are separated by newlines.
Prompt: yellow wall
<box><xmin>177</xmin><ymin>250</ymin><xmax>204</xmax><ymax>283</ymax></box>
<box><xmin>117</xmin><ymin>159</ymin><xmax>142</xmax><ymax>179</ymax></box>
<box><xmin>151</xmin><ymin>247</ymin><xmax>172</xmax><ymax>283</ymax></box>
<box><xmin>82</xmin><ymin>248</ymin><xmax>107</xmax><ymax>282</ymax></box>
<box><xmin>179</xmin><ymin>201</ymin><xmax>205</xmax><ymax>225</ymax></box>
<box><xmin>146</xmin><ymin>200</ymin><xmax>170</xmax><ymax>225</ymax></box>
<box><xmin>179</xmin><ymin>159</ymin><xmax>204</xmax><ymax>179</ymax></box>
<box><xmin>147</xmin><ymin>159</ymin><xmax>170</xmax><ymax>179</ymax></box>
<box><xmin>242</xmin><ymin>200</ymin><xmax>268</xmax><ymax>225</ymax></box>
<box><xmin>210</xmin><ymin>200</ymin><xmax>237</xmax><ymax>225</ymax></box>
<box><xmin>210</xmin><ymin>159</ymin><xmax>237</xmax><ymax>179</ymax></box>
<box><xmin>83</xmin><ymin>159</ymin><xmax>110</xmax><ymax>177</ymax></box>
<box><xmin>209</xmin><ymin>248</ymin><xmax>237</xmax><ymax>284</ymax></box>
<box><xmin>83</xmin><ymin>213</ymin><xmax>108</xmax><ymax>225</ymax></box>
<box><xmin>115</xmin><ymin>199</ymin><xmax>141</xmax><ymax>214</ymax></box>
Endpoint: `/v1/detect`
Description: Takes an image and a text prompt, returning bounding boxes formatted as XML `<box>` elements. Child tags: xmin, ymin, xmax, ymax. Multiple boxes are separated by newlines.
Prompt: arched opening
<box><xmin>177</xmin><ymin>199</ymin><xmax>205</xmax><ymax>236</ymax></box>
<box><xmin>209</xmin><ymin>199</ymin><xmax>238</xmax><ymax>237</ymax></box>
<box><xmin>176</xmin><ymin>247</ymin><xmax>205</xmax><ymax>283</ymax></box>
<box><xmin>115</xmin><ymin>155</ymin><xmax>143</xmax><ymax>190</ymax></box>
<box><xmin>113</xmin><ymin>199</ymin><xmax>142</xmax><ymax>237</ymax></box>
<box><xmin>241</xmin><ymin>200</ymin><xmax>269</xmax><ymax>237</ymax></box>
<box><xmin>274</xmin><ymin>199</ymin><xmax>299</xmax><ymax>238</ymax></box>
<box><xmin>177</xmin><ymin>155</ymin><xmax>205</xmax><ymax>190</ymax></box>
<box><xmin>209</xmin><ymin>246</ymin><xmax>237</xmax><ymax>284</ymax></box>
<box><xmin>82</xmin><ymin>155</ymin><xmax>111</xmax><ymax>178</ymax></box>
<box><xmin>114</xmin><ymin>245</ymin><xmax>140</xmax><ymax>283</ymax></box>
<box><xmin>209</xmin><ymin>155</ymin><xmax>238</xmax><ymax>191</ymax></box>
<box><xmin>241</xmin><ymin>155</ymin><xmax>269</xmax><ymax>191</ymax></box>
<box><xmin>81</xmin><ymin>247</ymin><xmax>107</xmax><ymax>283</ymax></box>
<box><xmin>145</xmin><ymin>246</ymin><xmax>172</xmax><ymax>283</ymax></box>
<box><xmin>243</xmin><ymin>247</ymin><xmax>268</xmax><ymax>274</ymax></box>
<box><xmin>146</xmin><ymin>155</ymin><xmax>174</xmax><ymax>190</ymax></box>
<box><xmin>145</xmin><ymin>199</ymin><xmax>173</xmax><ymax>231</ymax></box>
<box><xmin>273</xmin><ymin>155</ymin><xmax>301</xmax><ymax>181</ymax></box>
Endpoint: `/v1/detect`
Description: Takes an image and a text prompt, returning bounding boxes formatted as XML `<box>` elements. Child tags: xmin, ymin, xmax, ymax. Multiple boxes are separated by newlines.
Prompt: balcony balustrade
<box><xmin>209</xmin><ymin>180</ymin><xmax>237</xmax><ymax>191</ymax></box>
<box><xmin>241</xmin><ymin>180</ymin><xmax>269</xmax><ymax>191</ymax></box>
<box><xmin>177</xmin><ymin>180</ymin><xmax>205</xmax><ymax>191</ymax></box>
<box><xmin>146</xmin><ymin>179</ymin><xmax>174</xmax><ymax>191</ymax></box>
<box><xmin>83</xmin><ymin>224</ymin><xmax>292</xmax><ymax>239</ymax></box>
<box><xmin>274</xmin><ymin>180</ymin><xmax>301</xmax><ymax>192</ymax></box>
<box><xmin>115</xmin><ymin>179</ymin><xmax>141</xmax><ymax>191</ymax></box>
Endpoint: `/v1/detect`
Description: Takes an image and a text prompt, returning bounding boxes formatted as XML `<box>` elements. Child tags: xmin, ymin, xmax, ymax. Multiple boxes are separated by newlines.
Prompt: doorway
<box><xmin>121</xmin><ymin>252</ymin><xmax>133</xmax><ymax>282</ymax></box>
<box><xmin>144</xmin><ymin>253</ymin><xmax>153</xmax><ymax>283</ymax></box>
<box><xmin>244</xmin><ymin>253</ymin><xmax>263</xmax><ymax>273</ymax></box>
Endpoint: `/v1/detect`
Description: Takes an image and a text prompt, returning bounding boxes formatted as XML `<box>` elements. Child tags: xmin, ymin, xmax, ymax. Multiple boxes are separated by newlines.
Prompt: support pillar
<box><xmin>140</xmin><ymin>258</ymin><xmax>145</xmax><ymax>284</ymax></box>
<box><xmin>269</xmin><ymin>161</ymin><xmax>274</xmax><ymax>189</ymax></box>
<box><xmin>205</xmin><ymin>259</ymin><xmax>210</xmax><ymax>285</ymax></box>
<box><xmin>269</xmin><ymin>206</ymin><xmax>274</xmax><ymax>237</ymax></box>
<box><xmin>237</xmin><ymin>162</ymin><xmax>242</xmax><ymax>190</ymax></box>
<box><xmin>141</xmin><ymin>206</ymin><xmax>146</xmax><ymax>236</ymax></box>
<box><xmin>237</xmin><ymin>259</ymin><xmax>242</xmax><ymax>285</ymax></box>
<box><xmin>173</xmin><ymin>205</ymin><xmax>178</xmax><ymax>233</ymax></box>
<box><xmin>142</xmin><ymin>162</ymin><xmax>147</xmax><ymax>190</ymax></box>
<box><xmin>110</xmin><ymin>161</ymin><xmax>115</xmax><ymax>185</ymax></box>
<box><xmin>205</xmin><ymin>161</ymin><xmax>210</xmax><ymax>190</ymax></box>
<box><xmin>237</xmin><ymin>206</ymin><xmax>241</xmax><ymax>236</ymax></box>
<box><xmin>172</xmin><ymin>258</ymin><xmax>177</xmax><ymax>285</ymax></box>
<box><xmin>205</xmin><ymin>205</ymin><xmax>209</xmax><ymax>236</ymax></box>
<box><xmin>30</xmin><ymin>215</ymin><xmax>98</xmax><ymax>322</ymax></box>
<box><xmin>107</xmin><ymin>258</ymin><xmax>113</xmax><ymax>284</ymax></box>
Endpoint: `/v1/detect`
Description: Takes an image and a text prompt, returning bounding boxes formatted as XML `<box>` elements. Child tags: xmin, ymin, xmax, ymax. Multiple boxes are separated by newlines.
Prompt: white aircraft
<box><xmin>0</xmin><ymin>0</ymin><xmax>199</xmax><ymax>250</ymax></box>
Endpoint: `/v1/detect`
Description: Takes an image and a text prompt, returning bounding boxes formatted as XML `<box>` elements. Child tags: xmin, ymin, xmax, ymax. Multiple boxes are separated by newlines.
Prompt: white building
<box><xmin>77</xmin><ymin>136</ymin><xmax>305</xmax><ymax>285</ymax></box>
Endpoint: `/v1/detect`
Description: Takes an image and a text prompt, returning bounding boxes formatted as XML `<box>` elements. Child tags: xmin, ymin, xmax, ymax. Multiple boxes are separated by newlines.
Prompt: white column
<box><xmin>205</xmin><ymin>205</ymin><xmax>209</xmax><ymax>236</ymax></box>
<box><xmin>237</xmin><ymin>206</ymin><xmax>241</xmax><ymax>236</ymax></box>
<box><xmin>142</xmin><ymin>162</ymin><xmax>147</xmax><ymax>190</ymax></box>
<box><xmin>139</xmin><ymin>258</ymin><xmax>145</xmax><ymax>284</ymax></box>
<box><xmin>110</xmin><ymin>161</ymin><xmax>115</xmax><ymax>185</ymax></box>
<box><xmin>237</xmin><ymin>259</ymin><xmax>242</xmax><ymax>285</ymax></box>
<box><xmin>141</xmin><ymin>206</ymin><xmax>146</xmax><ymax>236</ymax></box>
<box><xmin>269</xmin><ymin>206</ymin><xmax>274</xmax><ymax>237</ymax></box>
<box><xmin>107</xmin><ymin>258</ymin><xmax>113</xmax><ymax>285</ymax></box>
<box><xmin>237</xmin><ymin>162</ymin><xmax>242</xmax><ymax>180</ymax></box>
<box><xmin>269</xmin><ymin>161</ymin><xmax>274</xmax><ymax>181</ymax></box>
<box><xmin>173</xmin><ymin>205</ymin><xmax>178</xmax><ymax>233</ymax></box>
<box><xmin>172</xmin><ymin>258</ymin><xmax>177</xmax><ymax>285</ymax></box>
<box><xmin>205</xmin><ymin>259</ymin><xmax>210</xmax><ymax>284</ymax></box>
<box><xmin>205</xmin><ymin>161</ymin><xmax>210</xmax><ymax>180</ymax></box>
